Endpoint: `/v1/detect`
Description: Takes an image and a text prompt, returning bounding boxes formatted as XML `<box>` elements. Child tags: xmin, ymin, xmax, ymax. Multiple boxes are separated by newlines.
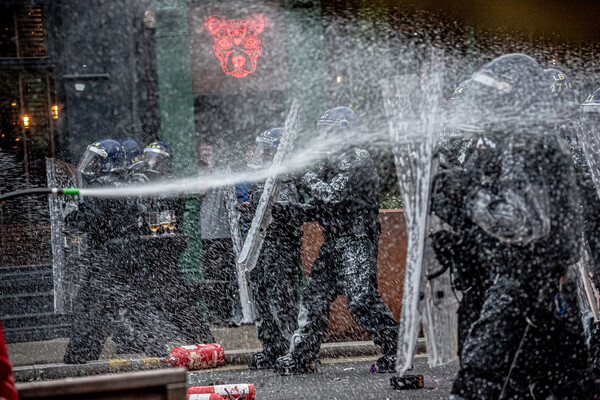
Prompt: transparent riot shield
<box><xmin>46</xmin><ymin>157</ymin><xmax>83</xmax><ymax>314</ymax></box>
<box><xmin>578</xmin><ymin>123</ymin><xmax>600</xmax><ymax>201</ymax></box>
<box><xmin>380</xmin><ymin>49</ymin><xmax>459</xmax><ymax>375</ymax></box>
<box><xmin>421</xmin><ymin>215</ymin><xmax>460</xmax><ymax>368</ymax></box>
<box><xmin>576</xmin><ymin>239</ymin><xmax>600</xmax><ymax>322</ymax></box>
<box><xmin>235</xmin><ymin>99</ymin><xmax>302</xmax><ymax>323</ymax></box>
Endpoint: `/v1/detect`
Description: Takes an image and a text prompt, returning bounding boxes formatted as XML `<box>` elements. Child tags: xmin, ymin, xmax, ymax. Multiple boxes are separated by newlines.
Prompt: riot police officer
<box><xmin>64</xmin><ymin>139</ymin><xmax>137</xmax><ymax>363</ymax></box>
<box><xmin>276</xmin><ymin>107</ymin><xmax>399</xmax><ymax>375</ymax></box>
<box><xmin>245</xmin><ymin>128</ymin><xmax>307</xmax><ymax>370</ymax></box>
<box><xmin>580</xmin><ymin>87</ymin><xmax>600</xmax><ymax>375</ymax></box>
<box><xmin>441</xmin><ymin>54</ymin><xmax>591</xmax><ymax>399</ymax></box>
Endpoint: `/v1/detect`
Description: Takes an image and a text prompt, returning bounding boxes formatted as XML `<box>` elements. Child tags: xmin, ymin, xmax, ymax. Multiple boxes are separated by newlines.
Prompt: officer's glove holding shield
<box><xmin>431</xmin><ymin>164</ymin><xmax>472</xmax><ymax>232</ymax></box>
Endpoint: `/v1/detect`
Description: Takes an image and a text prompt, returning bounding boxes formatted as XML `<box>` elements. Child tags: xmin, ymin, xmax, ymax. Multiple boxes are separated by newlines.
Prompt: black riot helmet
<box><xmin>144</xmin><ymin>141</ymin><xmax>173</xmax><ymax>175</ymax></box>
<box><xmin>76</xmin><ymin>139</ymin><xmax>125</xmax><ymax>178</ymax></box>
<box><xmin>120</xmin><ymin>138</ymin><xmax>143</xmax><ymax>168</ymax></box>
<box><xmin>316</xmin><ymin>106</ymin><xmax>359</xmax><ymax>154</ymax></box>
<box><xmin>248</xmin><ymin>127</ymin><xmax>283</xmax><ymax>169</ymax></box>
<box><xmin>543</xmin><ymin>68</ymin><xmax>578</xmax><ymax>119</ymax></box>
<box><xmin>317</xmin><ymin>106</ymin><xmax>359</xmax><ymax>134</ymax></box>
<box><xmin>461</xmin><ymin>53</ymin><xmax>551</xmax><ymax>129</ymax></box>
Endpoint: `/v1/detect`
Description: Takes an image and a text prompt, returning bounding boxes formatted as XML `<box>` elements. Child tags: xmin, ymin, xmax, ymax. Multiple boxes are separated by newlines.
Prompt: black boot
<box><xmin>374</xmin><ymin>354</ymin><xmax>396</xmax><ymax>373</ymax></box>
<box><xmin>249</xmin><ymin>351</ymin><xmax>277</xmax><ymax>370</ymax></box>
<box><xmin>275</xmin><ymin>354</ymin><xmax>320</xmax><ymax>375</ymax></box>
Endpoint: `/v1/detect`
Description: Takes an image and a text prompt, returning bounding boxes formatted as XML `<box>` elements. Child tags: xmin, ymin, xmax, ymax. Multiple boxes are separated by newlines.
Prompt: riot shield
<box><xmin>380</xmin><ymin>50</ymin><xmax>459</xmax><ymax>375</ymax></box>
<box><xmin>46</xmin><ymin>158</ymin><xmax>82</xmax><ymax>314</ymax></box>
<box><xmin>576</xmin><ymin>239</ymin><xmax>600</xmax><ymax>322</ymax></box>
<box><xmin>421</xmin><ymin>216</ymin><xmax>460</xmax><ymax>368</ymax></box>
<box><xmin>235</xmin><ymin>99</ymin><xmax>302</xmax><ymax>323</ymax></box>
<box><xmin>578</xmin><ymin>122</ymin><xmax>600</xmax><ymax>201</ymax></box>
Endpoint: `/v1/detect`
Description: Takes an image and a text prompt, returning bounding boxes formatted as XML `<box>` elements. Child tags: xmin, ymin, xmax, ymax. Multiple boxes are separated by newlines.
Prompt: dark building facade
<box><xmin>0</xmin><ymin>0</ymin><xmax>160</xmax><ymax>342</ymax></box>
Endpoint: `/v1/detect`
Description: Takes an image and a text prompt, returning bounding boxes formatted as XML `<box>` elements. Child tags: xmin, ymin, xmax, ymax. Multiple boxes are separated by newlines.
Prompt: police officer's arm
<box><xmin>272</xmin><ymin>180</ymin><xmax>316</xmax><ymax>223</ymax></box>
<box><xmin>300</xmin><ymin>149</ymin><xmax>369</xmax><ymax>204</ymax></box>
<box><xmin>466</xmin><ymin>139</ymin><xmax>551</xmax><ymax>246</ymax></box>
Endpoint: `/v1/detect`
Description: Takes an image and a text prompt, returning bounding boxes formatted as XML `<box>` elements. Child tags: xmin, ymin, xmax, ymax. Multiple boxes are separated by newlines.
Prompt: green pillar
<box><xmin>284</xmin><ymin>0</ymin><xmax>327</xmax><ymax>145</ymax></box>
<box><xmin>153</xmin><ymin>0</ymin><xmax>203</xmax><ymax>280</ymax></box>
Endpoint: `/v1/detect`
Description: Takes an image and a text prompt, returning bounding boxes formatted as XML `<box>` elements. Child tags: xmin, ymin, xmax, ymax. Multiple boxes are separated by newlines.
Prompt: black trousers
<box><xmin>252</xmin><ymin>237</ymin><xmax>302</xmax><ymax>359</ymax></box>
<box><xmin>64</xmin><ymin>241</ymin><xmax>131</xmax><ymax>364</ymax></box>
<box><xmin>287</xmin><ymin>235</ymin><xmax>398</xmax><ymax>363</ymax></box>
<box><xmin>452</xmin><ymin>274</ymin><xmax>594</xmax><ymax>399</ymax></box>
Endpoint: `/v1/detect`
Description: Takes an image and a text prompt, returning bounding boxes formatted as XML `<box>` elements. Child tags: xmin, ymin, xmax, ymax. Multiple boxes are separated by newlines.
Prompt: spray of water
<box><xmin>80</xmin><ymin>125</ymin><xmax>395</xmax><ymax>198</ymax></box>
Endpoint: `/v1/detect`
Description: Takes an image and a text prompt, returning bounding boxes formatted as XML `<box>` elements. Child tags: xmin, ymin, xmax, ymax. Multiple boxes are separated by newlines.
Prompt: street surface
<box><xmin>188</xmin><ymin>355</ymin><xmax>458</xmax><ymax>399</ymax></box>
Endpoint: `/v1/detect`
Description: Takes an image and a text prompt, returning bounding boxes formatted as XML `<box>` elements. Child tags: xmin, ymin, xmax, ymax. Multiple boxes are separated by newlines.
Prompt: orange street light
<box><xmin>23</xmin><ymin>115</ymin><xmax>30</xmax><ymax>128</ymax></box>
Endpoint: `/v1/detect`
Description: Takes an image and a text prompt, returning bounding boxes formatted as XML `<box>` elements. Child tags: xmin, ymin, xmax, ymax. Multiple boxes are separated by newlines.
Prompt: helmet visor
<box><xmin>316</xmin><ymin>123</ymin><xmax>344</xmax><ymax>137</ymax></box>
<box><xmin>582</xmin><ymin>103</ymin><xmax>600</xmax><ymax>117</ymax></box>
<box><xmin>248</xmin><ymin>141</ymin><xmax>277</xmax><ymax>169</ymax></box>
<box><xmin>144</xmin><ymin>147</ymin><xmax>170</xmax><ymax>174</ymax></box>
<box><xmin>76</xmin><ymin>145</ymin><xmax>106</xmax><ymax>176</ymax></box>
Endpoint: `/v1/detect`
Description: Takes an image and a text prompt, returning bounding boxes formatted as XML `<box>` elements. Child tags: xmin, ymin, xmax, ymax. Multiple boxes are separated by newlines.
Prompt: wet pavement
<box><xmin>188</xmin><ymin>355</ymin><xmax>458</xmax><ymax>399</ymax></box>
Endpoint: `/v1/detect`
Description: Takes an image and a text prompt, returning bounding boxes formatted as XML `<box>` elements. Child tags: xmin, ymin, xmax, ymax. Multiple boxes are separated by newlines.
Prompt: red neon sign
<box><xmin>201</xmin><ymin>14</ymin><xmax>272</xmax><ymax>78</ymax></box>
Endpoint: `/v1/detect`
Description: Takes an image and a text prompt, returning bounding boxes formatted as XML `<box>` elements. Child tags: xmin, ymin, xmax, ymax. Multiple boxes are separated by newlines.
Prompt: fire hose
<box><xmin>0</xmin><ymin>187</ymin><xmax>80</xmax><ymax>202</ymax></box>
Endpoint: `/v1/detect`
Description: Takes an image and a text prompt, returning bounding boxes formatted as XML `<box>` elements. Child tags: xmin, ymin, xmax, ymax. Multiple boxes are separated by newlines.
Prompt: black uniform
<box><xmin>431</xmin><ymin>135</ymin><xmax>499</xmax><ymax>355</ymax></box>
<box><xmin>442</xmin><ymin>54</ymin><xmax>592</xmax><ymax>399</ymax></box>
<box><xmin>278</xmin><ymin>148</ymin><xmax>399</xmax><ymax>372</ymax></box>
<box><xmin>63</xmin><ymin>174</ymin><xmax>139</xmax><ymax>363</ymax></box>
<box><xmin>567</xmin><ymin>123</ymin><xmax>600</xmax><ymax>376</ymax></box>
<box><xmin>247</xmin><ymin>178</ymin><xmax>307</xmax><ymax>368</ymax></box>
<box><xmin>452</xmin><ymin>131</ymin><xmax>592</xmax><ymax>399</ymax></box>
<box><xmin>434</xmin><ymin>82</ymin><xmax>497</xmax><ymax>355</ymax></box>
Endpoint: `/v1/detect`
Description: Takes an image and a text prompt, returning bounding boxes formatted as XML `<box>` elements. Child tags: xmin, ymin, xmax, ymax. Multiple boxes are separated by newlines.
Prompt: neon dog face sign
<box><xmin>201</xmin><ymin>14</ymin><xmax>272</xmax><ymax>78</ymax></box>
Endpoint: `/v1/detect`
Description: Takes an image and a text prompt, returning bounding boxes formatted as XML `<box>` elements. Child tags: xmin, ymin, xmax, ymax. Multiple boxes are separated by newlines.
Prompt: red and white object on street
<box><xmin>167</xmin><ymin>344</ymin><xmax>225</xmax><ymax>370</ymax></box>
<box><xmin>188</xmin><ymin>383</ymin><xmax>255</xmax><ymax>400</ymax></box>
<box><xmin>188</xmin><ymin>394</ymin><xmax>225</xmax><ymax>400</ymax></box>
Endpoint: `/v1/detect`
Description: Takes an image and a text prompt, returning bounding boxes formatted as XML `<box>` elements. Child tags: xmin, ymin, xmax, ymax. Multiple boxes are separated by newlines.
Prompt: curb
<box><xmin>13</xmin><ymin>339</ymin><xmax>427</xmax><ymax>382</ymax></box>
<box><xmin>13</xmin><ymin>356</ymin><xmax>171</xmax><ymax>382</ymax></box>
